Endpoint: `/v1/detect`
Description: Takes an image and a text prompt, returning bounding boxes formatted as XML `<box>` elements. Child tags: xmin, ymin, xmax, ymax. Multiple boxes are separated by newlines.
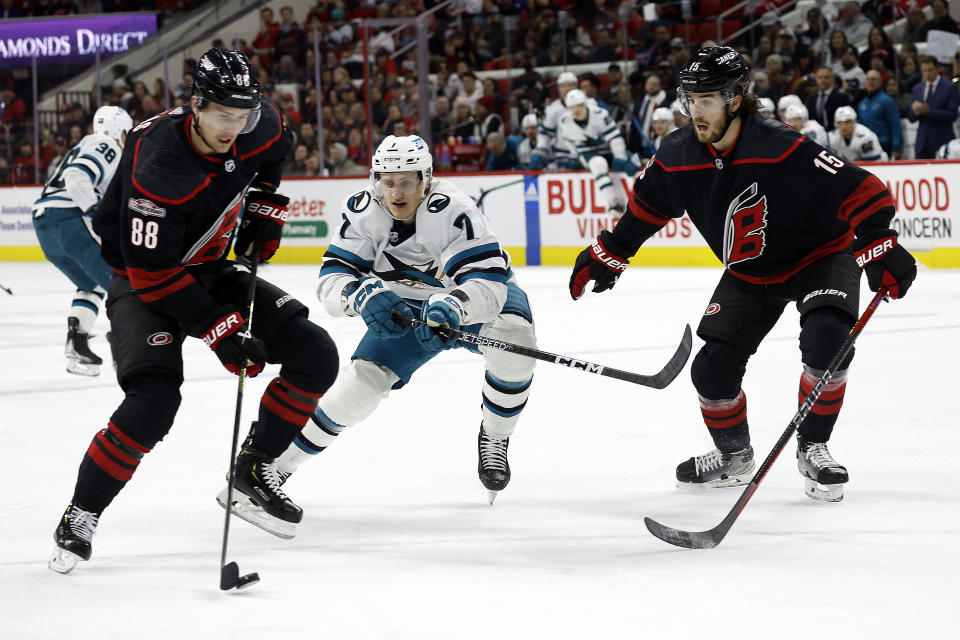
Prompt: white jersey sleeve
<box><xmin>535</xmin><ymin>99</ymin><xmax>566</xmax><ymax>155</ymax></box>
<box><xmin>558</xmin><ymin>105</ymin><xmax>626</xmax><ymax>162</ymax></box>
<box><xmin>37</xmin><ymin>133</ymin><xmax>122</xmax><ymax>213</ymax></box>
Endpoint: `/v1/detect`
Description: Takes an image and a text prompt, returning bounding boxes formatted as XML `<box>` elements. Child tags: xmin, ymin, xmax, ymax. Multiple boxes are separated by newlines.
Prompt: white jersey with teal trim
<box><xmin>799</xmin><ymin>119</ymin><xmax>829</xmax><ymax>148</ymax></box>
<box><xmin>557</xmin><ymin>104</ymin><xmax>627</xmax><ymax>164</ymax></box>
<box><xmin>535</xmin><ymin>95</ymin><xmax>599</xmax><ymax>156</ymax></box>
<box><xmin>935</xmin><ymin>139</ymin><xmax>960</xmax><ymax>159</ymax></box>
<box><xmin>34</xmin><ymin>133</ymin><xmax>122</xmax><ymax>215</ymax></box>
<box><xmin>827</xmin><ymin>123</ymin><xmax>888</xmax><ymax>162</ymax></box>
<box><xmin>317</xmin><ymin>178</ymin><xmax>512</xmax><ymax>325</ymax></box>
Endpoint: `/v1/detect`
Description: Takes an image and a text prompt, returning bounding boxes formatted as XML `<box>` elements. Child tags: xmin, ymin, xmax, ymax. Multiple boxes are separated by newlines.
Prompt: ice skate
<box><xmin>217</xmin><ymin>429</ymin><xmax>300</xmax><ymax>539</ymax></box>
<box><xmin>49</xmin><ymin>504</ymin><xmax>100</xmax><ymax>574</ymax></box>
<box><xmin>478</xmin><ymin>428</ymin><xmax>510</xmax><ymax>504</ymax></box>
<box><xmin>797</xmin><ymin>437</ymin><xmax>848</xmax><ymax>502</ymax></box>
<box><xmin>65</xmin><ymin>317</ymin><xmax>101</xmax><ymax>376</ymax></box>
<box><xmin>676</xmin><ymin>446</ymin><xmax>755</xmax><ymax>488</ymax></box>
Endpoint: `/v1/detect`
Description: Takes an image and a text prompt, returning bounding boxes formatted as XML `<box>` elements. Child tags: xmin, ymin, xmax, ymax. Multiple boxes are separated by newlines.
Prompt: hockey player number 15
<box><xmin>813</xmin><ymin>150</ymin><xmax>844</xmax><ymax>175</ymax></box>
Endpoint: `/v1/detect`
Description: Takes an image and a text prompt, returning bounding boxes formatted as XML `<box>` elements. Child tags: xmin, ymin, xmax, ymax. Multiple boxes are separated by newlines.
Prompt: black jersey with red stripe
<box><xmin>93</xmin><ymin>100</ymin><xmax>291</xmax><ymax>331</ymax></box>
<box><xmin>617</xmin><ymin>112</ymin><xmax>896</xmax><ymax>284</ymax></box>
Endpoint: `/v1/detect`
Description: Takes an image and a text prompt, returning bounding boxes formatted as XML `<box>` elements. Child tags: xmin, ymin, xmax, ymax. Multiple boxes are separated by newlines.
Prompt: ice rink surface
<box><xmin>1</xmin><ymin>261</ymin><xmax>957</xmax><ymax>639</ymax></box>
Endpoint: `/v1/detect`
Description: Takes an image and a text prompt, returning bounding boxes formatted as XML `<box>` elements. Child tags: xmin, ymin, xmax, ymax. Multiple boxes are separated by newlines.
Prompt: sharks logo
<box><xmin>427</xmin><ymin>193</ymin><xmax>450</xmax><ymax>213</ymax></box>
<box><xmin>375</xmin><ymin>251</ymin><xmax>445</xmax><ymax>287</ymax></box>
<box><xmin>348</xmin><ymin>191</ymin><xmax>371</xmax><ymax>213</ymax></box>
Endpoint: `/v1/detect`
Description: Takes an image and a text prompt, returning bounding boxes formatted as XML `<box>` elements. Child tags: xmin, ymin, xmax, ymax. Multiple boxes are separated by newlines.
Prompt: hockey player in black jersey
<box><xmin>48</xmin><ymin>49</ymin><xmax>339</xmax><ymax>573</ymax></box>
<box><xmin>569</xmin><ymin>47</ymin><xmax>917</xmax><ymax>502</ymax></box>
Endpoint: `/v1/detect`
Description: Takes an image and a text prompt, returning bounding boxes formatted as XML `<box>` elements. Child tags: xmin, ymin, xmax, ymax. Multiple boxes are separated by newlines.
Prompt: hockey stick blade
<box><xmin>220</xmin><ymin>561</ymin><xmax>261</xmax><ymax>591</ymax></box>
<box><xmin>643</xmin><ymin>289</ymin><xmax>889</xmax><ymax>550</ymax></box>
<box><xmin>393</xmin><ymin>310</ymin><xmax>692</xmax><ymax>390</ymax></box>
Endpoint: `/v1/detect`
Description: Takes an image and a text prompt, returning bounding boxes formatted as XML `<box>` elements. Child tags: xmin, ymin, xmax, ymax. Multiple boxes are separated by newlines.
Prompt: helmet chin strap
<box><xmin>192</xmin><ymin>111</ymin><xmax>219</xmax><ymax>154</ymax></box>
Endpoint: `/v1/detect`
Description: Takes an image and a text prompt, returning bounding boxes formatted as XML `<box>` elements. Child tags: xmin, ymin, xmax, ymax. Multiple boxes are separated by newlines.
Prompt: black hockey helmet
<box><xmin>193</xmin><ymin>48</ymin><xmax>262</xmax><ymax>133</ymax></box>
<box><xmin>676</xmin><ymin>46</ymin><xmax>750</xmax><ymax>117</ymax></box>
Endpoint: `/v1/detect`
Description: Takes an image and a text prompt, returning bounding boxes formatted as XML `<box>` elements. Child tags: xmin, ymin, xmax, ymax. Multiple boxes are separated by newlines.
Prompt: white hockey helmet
<box><xmin>777</xmin><ymin>93</ymin><xmax>802</xmax><ymax>113</ymax></box>
<box><xmin>557</xmin><ymin>71</ymin><xmax>578</xmax><ymax>87</ymax></box>
<box><xmin>370</xmin><ymin>134</ymin><xmax>433</xmax><ymax>199</ymax></box>
<box><xmin>565</xmin><ymin>89</ymin><xmax>588</xmax><ymax>109</ymax></box>
<box><xmin>93</xmin><ymin>106</ymin><xmax>133</xmax><ymax>141</ymax></box>
<box><xmin>652</xmin><ymin>107</ymin><xmax>673</xmax><ymax>122</ymax></box>
<box><xmin>758</xmin><ymin>97</ymin><xmax>775</xmax><ymax>115</ymax></box>
<box><xmin>521</xmin><ymin>113</ymin><xmax>539</xmax><ymax>129</ymax></box>
<box><xmin>785</xmin><ymin>103</ymin><xmax>808</xmax><ymax>122</ymax></box>
<box><xmin>834</xmin><ymin>105</ymin><xmax>857</xmax><ymax>123</ymax></box>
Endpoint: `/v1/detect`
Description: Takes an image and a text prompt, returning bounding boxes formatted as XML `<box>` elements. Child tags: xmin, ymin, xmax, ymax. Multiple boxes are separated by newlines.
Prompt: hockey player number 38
<box><xmin>130</xmin><ymin>217</ymin><xmax>159</xmax><ymax>249</ymax></box>
<box><xmin>813</xmin><ymin>150</ymin><xmax>844</xmax><ymax>175</ymax></box>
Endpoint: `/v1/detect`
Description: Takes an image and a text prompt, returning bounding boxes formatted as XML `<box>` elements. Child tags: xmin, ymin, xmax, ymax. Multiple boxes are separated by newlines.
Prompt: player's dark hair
<box><xmin>738</xmin><ymin>93</ymin><xmax>762</xmax><ymax>117</ymax></box>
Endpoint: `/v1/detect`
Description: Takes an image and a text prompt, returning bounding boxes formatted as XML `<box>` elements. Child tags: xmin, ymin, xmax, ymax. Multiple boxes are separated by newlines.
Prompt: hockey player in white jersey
<box><xmin>31</xmin><ymin>105</ymin><xmax>132</xmax><ymax>376</ymax></box>
<box><xmin>273</xmin><ymin>135</ymin><xmax>538</xmax><ymax>518</ymax></box>
<box><xmin>530</xmin><ymin>71</ymin><xmax>590</xmax><ymax>170</ymax></box>
<box><xmin>828</xmin><ymin>105</ymin><xmax>888</xmax><ymax>162</ymax></box>
<box><xmin>557</xmin><ymin>89</ymin><xmax>637</xmax><ymax>216</ymax></box>
<box><xmin>935</xmin><ymin>139</ymin><xmax>960</xmax><ymax>159</ymax></box>
<box><xmin>784</xmin><ymin>103</ymin><xmax>829</xmax><ymax>148</ymax></box>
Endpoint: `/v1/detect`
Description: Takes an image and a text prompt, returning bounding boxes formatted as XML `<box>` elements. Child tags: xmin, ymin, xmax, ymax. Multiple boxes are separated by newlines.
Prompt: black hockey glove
<box><xmin>569</xmin><ymin>230</ymin><xmax>631</xmax><ymax>300</ymax></box>
<box><xmin>197</xmin><ymin>306</ymin><xmax>267</xmax><ymax>377</ymax></box>
<box><xmin>234</xmin><ymin>191</ymin><xmax>290</xmax><ymax>262</ymax></box>
<box><xmin>852</xmin><ymin>230</ymin><xmax>917</xmax><ymax>299</ymax></box>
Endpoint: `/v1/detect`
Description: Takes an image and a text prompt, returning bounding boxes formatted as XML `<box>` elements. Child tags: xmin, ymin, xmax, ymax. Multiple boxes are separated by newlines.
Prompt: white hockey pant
<box><xmin>587</xmin><ymin>155</ymin><xmax>625</xmax><ymax>211</ymax></box>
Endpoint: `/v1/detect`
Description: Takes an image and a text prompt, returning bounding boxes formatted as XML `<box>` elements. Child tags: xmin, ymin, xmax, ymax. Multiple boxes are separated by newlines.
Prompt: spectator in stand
<box><xmin>860</xmin><ymin>26</ymin><xmax>896</xmax><ymax>74</ymax></box>
<box><xmin>473</xmin><ymin>95</ymin><xmax>503</xmax><ymax>142</ymax></box>
<box><xmin>824</xmin><ymin>30</ymin><xmax>851</xmax><ymax>74</ymax></box>
<box><xmin>837</xmin><ymin>45</ymin><xmax>867</xmax><ymax>103</ymax></box>
<box><xmin>45</xmin><ymin>136</ymin><xmax>68</xmax><ymax>182</ymax></box>
<box><xmin>859</xmin><ymin>69</ymin><xmax>903</xmax><ymax>158</ymax></box>
<box><xmin>904</xmin><ymin>6</ymin><xmax>929</xmax><ymax>43</ymax></box>
<box><xmin>382</xmin><ymin>103</ymin><xmax>405</xmax><ymax>139</ymax></box>
<box><xmin>918</xmin><ymin>0</ymin><xmax>959</xmax><ymax>38</ymax></box>
<box><xmin>275</xmin><ymin>5</ymin><xmax>304</xmax><ymax>60</ymax></box>
<box><xmin>431</xmin><ymin>95</ymin><xmax>452</xmax><ymax>142</ymax></box>
<box><xmin>304</xmin><ymin>152</ymin><xmax>322</xmax><ymax>176</ymax></box>
<box><xmin>516</xmin><ymin>113</ymin><xmax>538</xmax><ymax>169</ymax></box>
<box><xmin>299</xmin><ymin>121</ymin><xmax>318</xmax><ymax>153</ymax></box>
<box><xmin>399</xmin><ymin>77</ymin><xmax>418</xmax><ymax>118</ymax></box>
<box><xmin>580</xmin><ymin>72</ymin><xmax>607</xmax><ymax>110</ymax></box>
<box><xmin>1</xmin><ymin>88</ymin><xmax>27</xmax><ymax>127</ymax></box>
<box><xmin>450</xmin><ymin>96</ymin><xmax>475</xmax><ymax>140</ymax></box>
<box><xmin>153</xmin><ymin>78</ymin><xmax>174</xmax><ymax>110</ymax></box>
<box><xmin>775</xmin><ymin>30</ymin><xmax>798</xmax><ymax>77</ymax></box>
<box><xmin>347</xmin><ymin>127</ymin><xmax>365</xmax><ymax>163</ymax></box>
<box><xmin>603</xmin><ymin>63</ymin><xmax>625</xmax><ymax>105</ymax></box>
<box><xmin>457</xmin><ymin>71</ymin><xmax>483</xmax><ymax>112</ymax></box>
<box><xmin>759</xmin><ymin>54</ymin><xmax>790</xmax><ymax>103</ymax></box>
<box><xmin>251</xmin><ymin>6</ymin><xmax>280</xmax><ymax>68</ymax></box>
<box><xmin>370</xmin><ymin>86</ymin><xmax>388</xmax><ymax>129</ymax></box>
<box><xmin>68</xmin><ymin>125</ymin><xmax>83</xmax><ymax>147</ymax></box>
<box><xmin>480</xmin><ymin>77</ymin><xmax>507</xmax><ymax>122</ymax></box>
<box><xmin>899</xmin><ymin>55</ymin><xmax>921</xmax><ymax>93</ymax></box>
<box><xmin>55</xmin><ymin>102</ymin><xmax>83</xmax><ymax>139</ymax></box>
<box><xmin>752</xmin><ymin>34</ymin><xmax>774</xmax><ymax>69</ymax></box>
<box><xmin>589</xmin><ymin>28</ymin><xmax>619</xmax><ymax>63</ymax></box>
<box><xmin>834</xmin><ymin>1</ymin><xmax>875</xmax><ymax>45</ymax></box>
<box><xmin>347</xmin><ymin>102</ymin><xmax>365</xmax><ymax>131</ymax></box>
<box><xmin>886</xmin><ymin>76</ymin><xmax>912</xmax><ymax>117</ymax></box>
<box><xmin>285</xmin><ymin>144</ymin><xmax>310</xmax><ymax>176</ymax></box>
<box><xmin>795</xmin><ymin>6</ymin><xmax>828</xmax><ymax>52</ymax></box>
<box><xmin>629</xmin><ymin>73</ymin><xmax>666</xmax><ymax>151</ymax></box>
<box><xmin>807</xmin><ymin>66</ymin><xmax>852</xmax><ymax>130</ymax></box>
<box><xmin>637</xmin><ymin>22</ymin><xmax>673</xmax><ymax>70</ymax></box>
<box><xmin>13</xmin><ymin>140</ymin><xmax>40</xmax><ymax>184</ymax></box>
<box><xmin>281</xmin><ymin>93</ymin><xmax>302</xmax><ymax>125</ymax></box>
<box><xmin>328</xmin><ymin>141</ymin><xmax>366</xmax><ymax>176</ymax></box>
<box><xmin>484</xmin><ymin>131</ymin><xmax>520</xmax><ymax>171</ymax></box>
<box><xmin>908</xmin><ymin>56</ymin><xmax>960</xmax><ymax>158</ymax></box>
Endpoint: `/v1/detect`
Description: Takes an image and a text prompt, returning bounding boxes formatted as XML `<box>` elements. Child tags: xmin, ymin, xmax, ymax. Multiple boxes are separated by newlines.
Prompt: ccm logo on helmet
<box><xmin>248</xmin><ymin>202</ymin><xmax>288</xmax><ymax>221</ymax></box>
<box><xmin>147</xmin><ymin>331</ymin><xmax>174</xmax><ymax>346</ymax></box>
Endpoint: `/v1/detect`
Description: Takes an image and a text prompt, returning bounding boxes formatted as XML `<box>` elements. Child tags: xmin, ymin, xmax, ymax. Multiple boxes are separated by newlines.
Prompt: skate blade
<box><xmin>66</xmin><ymin>358</ymin><xmax>101</xmax><ymax>377</ymax></box>
<box><xmin>486</xmin><ymin>489</ymin><xmax>499</xmax><ymax>505</ymax></box>
<box><xmin>676</xmin><ymin>470</ymin><xmax>754</xmax><ymax>490</ymax></box>
<box><xmin>804</xmin><ymin>478</ymin><xmax>844</xmax><ymax>502</ymax></box>
<box><xmin>216</xmin><ymin>489</ymin><xmax>296</xmax><ymax>540</ymax></box>
<box><xmin>48</xmin><ymin>547</ymin><xmax>84</xmax><ymax>574</ymax></box>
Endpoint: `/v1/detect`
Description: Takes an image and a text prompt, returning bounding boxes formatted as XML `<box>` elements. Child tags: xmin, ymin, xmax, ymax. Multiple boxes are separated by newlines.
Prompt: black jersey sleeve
<box><xmin>610</xmin><ymin>158</ymin><xmax>678</xmax><ymax>254</ymax></box>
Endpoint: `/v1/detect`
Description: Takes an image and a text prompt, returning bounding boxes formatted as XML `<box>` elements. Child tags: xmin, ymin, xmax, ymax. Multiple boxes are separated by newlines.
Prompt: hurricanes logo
<box><xmin>722</xmin><ymin>182</ymin><xmax>769</xmax><ymax>267</ymax></box>
<box><xmin>147</xmin><ymin>331</ymin><xmax>173</xmax><ymax>346</ymax></box>
<box><xmin>704</xmin><ymin>303</ymin><xmax>721</xmax><ymax>316</ymax></box>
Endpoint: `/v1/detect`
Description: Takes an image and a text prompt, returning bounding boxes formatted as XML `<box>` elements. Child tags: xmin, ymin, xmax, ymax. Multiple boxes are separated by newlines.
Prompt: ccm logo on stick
<box><xmin>555</xmin><ymin>357</ymin><xmax>604</xmax><ymax>373</ymax></box>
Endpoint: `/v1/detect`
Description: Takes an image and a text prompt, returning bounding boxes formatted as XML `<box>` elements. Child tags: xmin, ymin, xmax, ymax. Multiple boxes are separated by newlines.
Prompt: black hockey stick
<box><xmin>644</xmin><ymin>288</ymin><xmax>889</xmax><ymax>549</ymax></box>
<box><xmin>219</xmin><ymin>247</ymin><xmax>262</xmax><ymax>591</ymax></box>
<box><xmin>475</xmin><ymin>178</ymin><xmax>526</xmax><ymax>208</ymax></box>
<box><xmin>0</xmin><ymin>281</ymin><xmax>12</xmax><ymax>295</ymax></box>
<box><xmin>393</xmin><ymin>311</ymin><xmax>692</xmax><ymax>389</ymax></box>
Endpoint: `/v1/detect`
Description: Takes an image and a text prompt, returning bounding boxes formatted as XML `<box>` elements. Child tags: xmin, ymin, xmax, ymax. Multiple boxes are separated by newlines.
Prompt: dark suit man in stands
<box><xmin>806</xmin><ymin>67</ymin><xmax>851</xmax><ymax>131</ymax></box>
<box><xmin>908</xmin><ymin>56</ymin><xmax>960</xmax><ymax>159</ymax></box>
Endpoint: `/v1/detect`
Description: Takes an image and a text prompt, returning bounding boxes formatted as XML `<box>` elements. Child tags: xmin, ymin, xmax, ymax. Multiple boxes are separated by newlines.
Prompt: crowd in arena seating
<box><xmin>5</xmin><ymin>0</ymin><xmax>960</xmax><ymax>185</ymax></box>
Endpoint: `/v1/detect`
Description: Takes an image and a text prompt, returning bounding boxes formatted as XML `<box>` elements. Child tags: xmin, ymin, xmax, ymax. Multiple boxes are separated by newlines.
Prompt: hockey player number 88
<box><xmin>813</xmin><ymin>150</ymin><xmax>844</xmax><ymax>175</ymax></box>
<box><xmin>130</xmin><ymin>218</ymin><xmax>159</xmax><ymax>249</ymax></box>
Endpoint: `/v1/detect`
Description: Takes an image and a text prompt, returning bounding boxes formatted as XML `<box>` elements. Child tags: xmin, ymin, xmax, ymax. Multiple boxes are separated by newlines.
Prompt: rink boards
<box><xmin>2</xmin><ymin>161</ymin><xmax>958</xmax><ymax>268</ymax></box>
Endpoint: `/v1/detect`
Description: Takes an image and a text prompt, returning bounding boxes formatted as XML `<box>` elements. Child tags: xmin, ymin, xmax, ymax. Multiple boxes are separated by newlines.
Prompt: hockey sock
<box><xmin>797</xmin><ymin>366</ymin><xmax>848</xmax><ymax>442</ymax></box>
<box><xmin>70</xmin><ymin>290</ymin><xmax>105</xmax><ymax>334</ymax></box>
<box><xmin>480</xmin><ymin>372</ymin><xmax>532</xmax><ymax>439</ymax></box>
<box><xmin>700</xmin><ymin>390</ymin><xmax>750</xmax><ymax>453</ymax></box>
<box><xmin>255</xmin><ymin>376</ymin><xmax>324</xmax><ymax>457</ymax></box>
<box><xmin>73</xmin><ymin>421</ymin><xmax>150</xmax><ymax>513</ymax></box>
